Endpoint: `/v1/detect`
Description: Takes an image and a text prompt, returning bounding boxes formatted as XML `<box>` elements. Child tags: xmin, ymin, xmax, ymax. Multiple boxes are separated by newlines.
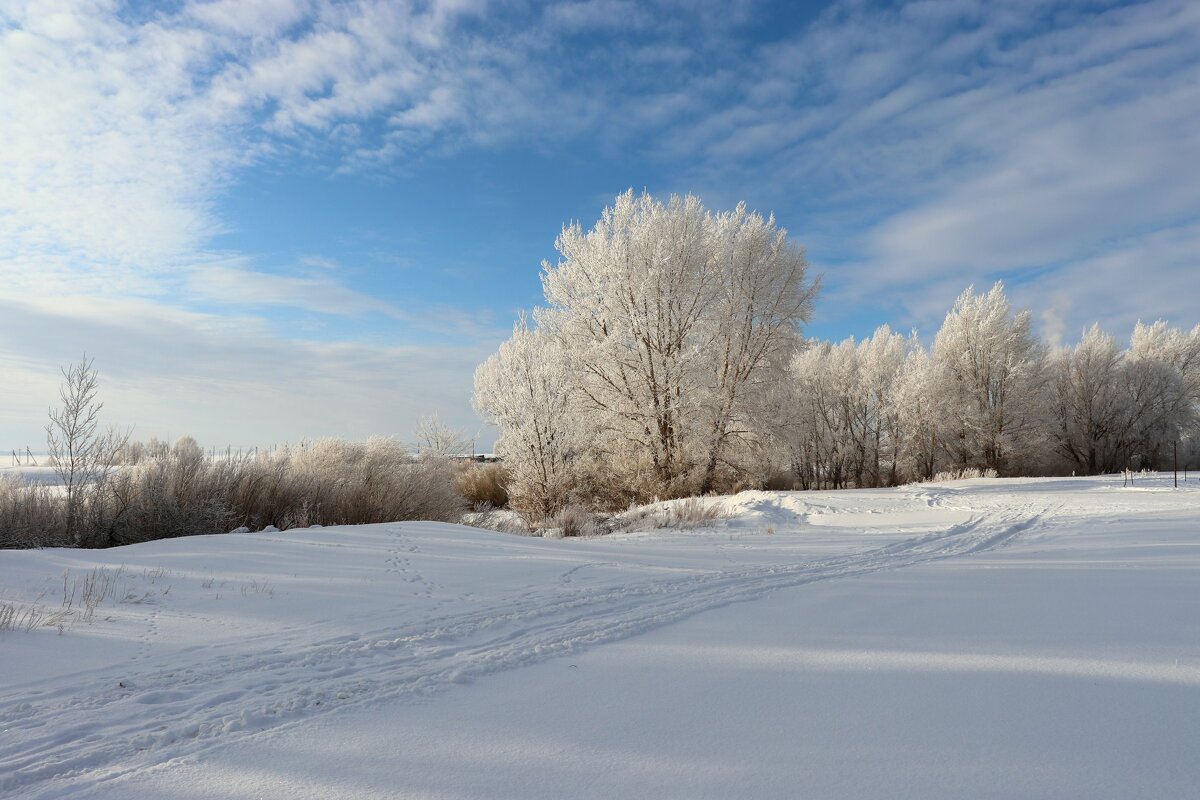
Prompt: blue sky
<box><xmin>2</xmin><ymin>0</ymin><xmax>1198</xmax><ymax>450</ymax></box>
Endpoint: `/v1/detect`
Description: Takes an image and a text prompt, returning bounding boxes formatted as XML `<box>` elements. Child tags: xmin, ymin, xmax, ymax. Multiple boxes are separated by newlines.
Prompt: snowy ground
<box><xmin>1</xmin><ymin>475</ymin><xmax>1198</xmax><ymax>798</ymax></box>
<box><xmin>0</xmin><ymin>465</ymin><xmax>62</xmax><ymax>487</ymax></box>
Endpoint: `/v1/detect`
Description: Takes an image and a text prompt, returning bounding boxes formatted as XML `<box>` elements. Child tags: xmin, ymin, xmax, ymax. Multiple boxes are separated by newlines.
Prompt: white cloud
<box><xmin>1007</xmin><ymin>222</ymin><xmax>1200</xmax><ymax>344</ymax></box>
<box><xmin>0</xmin><ymin>0</ymin><xmax>498</xmax><ymax>281</ymax></box>
<box><xmin>186</xmin><ymin>0</ymin><xmax>314</xmax><ymax>38</ymax></box>
<box><xmin>186</xmin><ymin>260</ymin><xmax>406</xmax><ymax>318</ymax></box>
<box><xmin>0</xmin><ymin>292</ymin><xmax>495</xmax><ymax>448</ymax></box>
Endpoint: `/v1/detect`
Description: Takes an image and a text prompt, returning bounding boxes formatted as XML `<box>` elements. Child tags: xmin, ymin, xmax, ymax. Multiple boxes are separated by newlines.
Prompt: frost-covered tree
<box><xmin>932</xmin><ymin>283</ymin><xmax>1047</xmax><ymax>474</ymax></box>
<box><xmin>473</xmin><ymin>316</ymin><xmax>583</xmax><ymax>519</ymax></box>
<box><xmin>740</xmin><ymin>355</ymin><xmax>804</xmax><ymax>488</ymax></box>
<box><xmin>478</xmin><ymin>196</ymin><xmax>1200</xmax><ymax>502</ymax></box>
<box><xmin>1122</xmin><ymin>321</ymin><xmax>1200</xmax><ymax>468</ymax></box>
<box><xmin>787</xmin><ymin>327</ymin><xmax>909</xmax><ymax>488</ymax></box>
<box><xmin>46</xmin><ymin>355</ymin><xmax>128</xmax><ymax>546</ymax></box>
<box><xmin>1129</xmin><ymin>321</ymin><xmax>1200</xmax><ymax>394</ymax></box>
<box><xmin>894</xmin><ymin>342</ymin><xmax>944</xmax><ymax>481</ymax></box>
<box><xmin>1047</xmin><ymin>325</ymin><xmax>1127</xmax><ymax>474</ymax></box>
<box><xmin>539</xmin><ymin>192</ymin><xmax>714</xmax><ymax>494</ymax></box>
<box><xmin>854</xmin><ymin>326</ymin><xmax>908</xmax><ymax>487</ymax></box>
<box><xmin>789</xmin><ymin>340</ymin><xmax>858</xmax><ymax>489</ymax></box>
<box><xmin>696</xmin><ymin>204</ymin><xmax>819</xmax><ymax>492</ymax></box>
<box><xmin>538</xmin><ymin>190</ymin><xmax>816</xmax><ymax>498</ymax></box>
<box><xmin>414</xmin><ymin>414</ymin><xmax>470</xmax><ymax>459</ymax></box>
<box><xmin>172</xmin><ymin>435</ymin><xmax>204</xmax><ymax>463</ymax></box>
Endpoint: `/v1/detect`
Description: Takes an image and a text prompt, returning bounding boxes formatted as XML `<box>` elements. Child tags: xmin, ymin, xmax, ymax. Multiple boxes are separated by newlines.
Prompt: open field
<box><xmin>2</xmin><ymin>475</ymin><xmax>1198</xmax><ymax>798</ymax></box>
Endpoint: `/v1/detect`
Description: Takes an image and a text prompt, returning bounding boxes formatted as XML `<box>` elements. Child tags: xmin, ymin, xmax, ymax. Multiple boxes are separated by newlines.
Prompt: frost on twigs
<box><xmin>45</xmin><ymin>354</ymin><xmax>129</xmax><ymax>547</ymax></box>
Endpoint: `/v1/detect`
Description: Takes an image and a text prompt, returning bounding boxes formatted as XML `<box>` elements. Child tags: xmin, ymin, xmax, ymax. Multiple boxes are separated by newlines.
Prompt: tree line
<box><xmin>474</xmin><ymin>191</ymin><xmax>1200</xmax><ymax>520</ymax></box>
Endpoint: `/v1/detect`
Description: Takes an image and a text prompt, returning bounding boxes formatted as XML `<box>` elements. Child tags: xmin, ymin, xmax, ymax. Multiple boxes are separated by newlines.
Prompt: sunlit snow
<box><xmin>2</xmin><ymin>475</ymin><xmax>1198</xmax><ymax>798</ymax></box>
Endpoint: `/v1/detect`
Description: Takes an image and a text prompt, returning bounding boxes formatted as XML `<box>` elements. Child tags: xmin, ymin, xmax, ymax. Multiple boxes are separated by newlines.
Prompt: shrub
<box><xmin>0</xmin><ymin>477</ymin><xmax>66</xmax><ymax>549</ymax></box>
<box><xmin>761</xmin><ymin>471</ymin><xmax>798</xmax><ymax>491</ymax></box>
<box><xmin>543</xmin><ymin>504</ymin><xmax>600</xmax><ymax>538</ymax></box>
<box><xmin>99</xmin><ymin>454</ymin><xmax>241</xmax><ymax>545</ymax></box>
<box><xmin>224</xmin><ymin>437</ymin><xmax>465</xmax><ymax>531</ymax></box>
<box><xmin>454</xmin><ymin>462</ymin><xmax>510</xmax><ymax>508</ymax></box>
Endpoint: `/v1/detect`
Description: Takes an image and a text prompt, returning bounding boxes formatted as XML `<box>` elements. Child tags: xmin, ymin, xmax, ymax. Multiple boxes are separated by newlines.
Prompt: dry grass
<box><xmin>2</xmin><ymin>437</ymin><xmax>467</xmax><ymax>549</ymax></box>
<box><xmin>542</xmin><ymin>504</ymin><xmax>601</xmax><ymax>538</ymax></box>
<box><xmin>662</xmin><ymin>497</ymin><xmax>729</xmax><ymax>528</ymax></box>
<box><xmin>59</xmin><ymin>567</ymin><xmax>124</xmax><ymax>622</ymax></box>
<box><xmin>0</xmin><ymin>600</ymin><xmax>70</xmax><ymax>633</ymax></box>
<box><xmin>915</xmin><ymin>467</ymin><xmax>1000</xmax><ymax>484</ymax></box>
<box><xmin>0</xmin><ymin>565</ymin><xmax>174</xmax><ymax>635</ymax></box>
<box><xmin>454</xmin><ymin>462</ymin><xmax>510</xmax><ymax>509</ymax></box>
<box><xmin>613</xmin><ymin>496</ymin><xmax>731</xmax><ymax>532</ymax></box>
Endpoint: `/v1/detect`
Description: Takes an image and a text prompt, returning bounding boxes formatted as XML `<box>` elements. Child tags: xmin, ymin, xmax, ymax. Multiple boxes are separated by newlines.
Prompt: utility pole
<box><xmin>1174</xmin><ymin>439</ymin><xmax>1179</xmax><ymax>489</ymax></box>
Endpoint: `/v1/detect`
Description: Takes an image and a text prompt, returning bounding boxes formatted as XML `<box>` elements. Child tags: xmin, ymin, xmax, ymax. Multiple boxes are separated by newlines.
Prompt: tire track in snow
<box><xmin>0</xmin><ymin>497</ymin><xmax>1053</xmax><ymax>799</ymax></box>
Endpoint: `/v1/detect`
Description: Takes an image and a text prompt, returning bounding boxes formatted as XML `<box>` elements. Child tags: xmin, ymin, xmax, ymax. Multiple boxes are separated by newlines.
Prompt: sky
<box><xmin>2</xmin><ymin>0</ymin><xmax>1198</xmax><ymax>451</ymax></box>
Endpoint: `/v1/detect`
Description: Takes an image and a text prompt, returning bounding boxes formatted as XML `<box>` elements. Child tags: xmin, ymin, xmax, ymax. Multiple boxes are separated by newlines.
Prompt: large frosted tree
<box><xmin>696</xmin><ymin>203</ymin><xmax>819</xmax><ymax>492</ymax></box>
<box><xmin>537</xmin><ymin>190</ymin><xmax>817</xmax><ymax>498</ymax></box>
<box><xmin>932</xmin><ymin>283</ymin><xmax>1047</xmax><ymax>474</ymax></box>
<box><xmin>538</xmin><ymin>192</ymin><xmax>713</xmax><ymax>494</ymax></box>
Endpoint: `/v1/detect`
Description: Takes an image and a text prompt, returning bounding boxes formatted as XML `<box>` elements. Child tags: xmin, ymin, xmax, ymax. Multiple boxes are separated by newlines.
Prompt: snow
<box><xmin>0</xmin><ymin>466</ymin><xmax>62</xmax><ymax>487</ymax></box>
<box><xmin>2</xmin><ymin>475</ymin><xmax>1199</xmax><ymax>798</ymax></box>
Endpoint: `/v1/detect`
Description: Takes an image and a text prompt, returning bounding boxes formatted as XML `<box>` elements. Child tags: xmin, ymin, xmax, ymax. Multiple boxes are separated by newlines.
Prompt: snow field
<box><xmin>1</xmin><ymin>475</ymin><xmax>1198</xmax><ymax>798</ymax></box>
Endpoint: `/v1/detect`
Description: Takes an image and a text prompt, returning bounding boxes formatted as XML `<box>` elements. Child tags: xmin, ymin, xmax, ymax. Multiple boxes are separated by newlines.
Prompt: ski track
<box><xmin>0</xmin><ymin>489</ymin><xmax>1054</xmax><ymax>799</ymax></box>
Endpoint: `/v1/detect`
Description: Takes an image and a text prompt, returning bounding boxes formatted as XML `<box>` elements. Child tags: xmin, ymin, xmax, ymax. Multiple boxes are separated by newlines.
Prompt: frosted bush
<box><xmin>544</xmin><ymin>505</ymin><xmax>600</xmax><ymax>538</ymax></box>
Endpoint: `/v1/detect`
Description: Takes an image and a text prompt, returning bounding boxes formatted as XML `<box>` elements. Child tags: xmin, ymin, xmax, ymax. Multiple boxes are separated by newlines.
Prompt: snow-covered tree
<box><xmin>538</xmin><ymin>190</ymin><xmax>816</xmax><ymax>498</ymax></box>
<box><xmin>1122</xmin><ymin>321</ymin><xmax>1200</xmax><ymax>468</ymax></box>
<box><xmin>478</xmin><ymin>195</ymin><xmax>1200</xmax><ymax>504</ymax></box>
<box><xmin>538</xmin><ymin>192</ymin><xmax>713</xmax><ymax>495</ymax></box>
<box><xmin>1047</xmin><ymin>325</ymin><xmax>1127</xmax><ymax>474</ymax></box>
<box><xmin>172</xmin><ymin>435</ymin><xmax>204</xmax><ymax>463</ymax></box>
<box><xmin>854</xmin><ymin>326</ymin><xmax>908</xmax><ymax>486</ymax></box>
<box><xmin>932</xmin><ymin>283</ymin><xmax>1048</xmax><ymax>474</ymax></box>
<box><xmin>894</xmin><ymin>341</ymin><xmax>944</xmax><ymax>481</ymax></box>
<box><xmin>786</xmin><ymin>327</ymin><xmax>909</xmax><ymax>488</ymax></box>
<box><xmin>789</xmin><ymin>340</ymin><xmax>858</xmax><ymax>489</ymax></box>
<box><xmin>414</xmin><ymin>414</ymin><xmax>470</xmax><ymax>459</ymax></box>
<box><xmin>695</xmin><ymin>204</ymin><xmax>818</xmax><ymax>492</ymax></box>
<box><xmin>473</xmin><ymin>316</ymin><xmax>583</xmax><ymax>519</ymax></box>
